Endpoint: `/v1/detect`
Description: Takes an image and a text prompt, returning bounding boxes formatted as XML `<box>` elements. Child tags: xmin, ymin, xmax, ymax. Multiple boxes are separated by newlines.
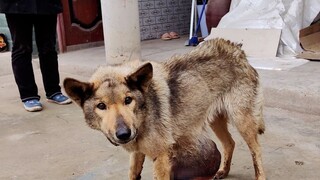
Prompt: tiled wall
<box><xmin>138</xmin><ymin>0</ymin><xmax>192</xmax><ymax>40</ymax></box>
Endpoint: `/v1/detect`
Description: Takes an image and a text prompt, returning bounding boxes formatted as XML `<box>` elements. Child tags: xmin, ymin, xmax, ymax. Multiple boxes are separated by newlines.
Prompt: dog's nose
<box><xmin>116</xmin><ymin>127</ymin><xmax>131</xmax><ymax>141</ymax></box>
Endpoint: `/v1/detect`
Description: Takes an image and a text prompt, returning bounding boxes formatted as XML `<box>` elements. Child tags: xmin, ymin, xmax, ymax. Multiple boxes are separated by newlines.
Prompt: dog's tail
<box><xmin>254</xmin><ymin>83</ymin><xmax>265</xmax><ymax>134</ymax></box>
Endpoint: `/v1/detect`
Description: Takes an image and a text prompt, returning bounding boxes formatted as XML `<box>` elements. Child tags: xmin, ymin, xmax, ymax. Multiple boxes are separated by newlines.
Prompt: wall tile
<box><xmin>141</xmin><ymin>1</ymin><xmax>155</xmax><ymax>10</ymax></box>
<box><xmin>139</xmin><ymin>0</ymin><xmax>191</xmax><ymax>40</ymax></box>
<box><xmin>156</xmin><ymin>16</ymin><xmax>168</xmax><ymax>24</ymax></box>
<box><xmin>143</xmin><ymin>17</ymin><xmax>156</xmax><ymax>26</ymax></box>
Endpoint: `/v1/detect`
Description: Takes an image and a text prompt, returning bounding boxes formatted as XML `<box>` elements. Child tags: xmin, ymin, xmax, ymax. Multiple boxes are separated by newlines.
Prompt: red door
<box><xmin>57</xmin><ymin>0</ymin><xmax>104</xmax><ymax>52</ymax></box>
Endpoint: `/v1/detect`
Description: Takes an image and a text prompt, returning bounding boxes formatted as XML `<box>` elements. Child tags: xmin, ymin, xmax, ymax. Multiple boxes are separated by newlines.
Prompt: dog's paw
<box><xmin>133</xmin><ymin>175</ymin><xmax>141</xmax><ymax>180</ymax></box>
<box><xmin>214</xmin><ymin>170</ymin><xmax>228</xmax><ymax>179</ymax></box>
<box><xmin>135</xmin><ymin>174</ymin><xmax>141</xmax><ymax>180</ymax></box>
<box><xmin>129</xmin><ymin>174</ymin><xmax>141</xmax><ymax>180</ymax></box>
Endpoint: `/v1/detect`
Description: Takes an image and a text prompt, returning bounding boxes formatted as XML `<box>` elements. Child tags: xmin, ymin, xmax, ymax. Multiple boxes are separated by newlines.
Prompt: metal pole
<box><xmin>189</xmin><ymin>0</ymin><xmax>196</xmax><ymax>39</ymax></box>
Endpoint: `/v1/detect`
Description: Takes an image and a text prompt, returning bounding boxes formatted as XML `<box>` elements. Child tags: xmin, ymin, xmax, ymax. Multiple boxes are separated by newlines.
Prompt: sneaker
<box><xmin>47</xmin><ymin>93</ymin><xmax>72</xmax><ymax>105</ymax></box>
<box><xmin>23</xmin><ymin>99</ymin><xmax>43</xmax><ymax>112</ymax></box>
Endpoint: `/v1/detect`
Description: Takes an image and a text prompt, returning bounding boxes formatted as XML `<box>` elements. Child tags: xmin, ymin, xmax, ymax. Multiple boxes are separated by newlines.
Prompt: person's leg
<box><xmin>33</xmin><ymin>14</ymin><xmax>61</xmax><ymax>98</ymax></box>
<box><xmin>5</xmin><ymin>14</ymin><xmax>40</xmax><ymax>102</ymax></box>
<box><xmin>34</xmin><ymin>14</ymin><xmax>71</xmax><ymax>105</ymax></box>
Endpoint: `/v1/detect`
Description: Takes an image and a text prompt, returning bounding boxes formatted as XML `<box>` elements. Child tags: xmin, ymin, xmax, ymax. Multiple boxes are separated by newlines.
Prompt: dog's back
<box><xmin>162</xmin><ymin>38</ymin><xmax>264</xmax><ymax>135</ymax></box>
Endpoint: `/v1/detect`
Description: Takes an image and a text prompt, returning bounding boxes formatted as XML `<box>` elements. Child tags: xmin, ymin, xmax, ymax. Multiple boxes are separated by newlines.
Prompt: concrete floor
<box><xmin>0</xmin><ymin>37</ymin><xmax>319</xmax><ymax>180</ymax></box>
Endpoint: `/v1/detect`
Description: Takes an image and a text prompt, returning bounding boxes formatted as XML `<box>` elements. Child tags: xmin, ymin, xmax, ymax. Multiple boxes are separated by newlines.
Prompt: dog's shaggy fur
<box><xmin>64</xmin><ymin>38</ymin><xmax>266</xmax><ymax>180</ymax></box>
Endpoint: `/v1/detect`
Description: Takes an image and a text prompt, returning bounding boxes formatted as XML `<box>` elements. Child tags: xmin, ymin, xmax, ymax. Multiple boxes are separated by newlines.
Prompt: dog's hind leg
<box><xmin>129</xmin><ymin>152</ymin><xmax>145</xmax><ymax>180</ymax></box>
<box><xmin>233</xmin><ymin>112</ymin><xmax>266</xmax><ymax>180</ymax></box>
<box><xmin>210</xmin><ymin>113</ymin><xmax>235</xmax><ymax>179</ymax></box>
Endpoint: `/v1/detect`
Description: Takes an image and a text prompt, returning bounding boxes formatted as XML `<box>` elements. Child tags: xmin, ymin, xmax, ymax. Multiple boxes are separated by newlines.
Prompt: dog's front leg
<box><xmin>153</xmin><ymin>153</ymin><xmax>171</xmax><ymax>180</ymax></box>
<box><xmin>129</xmin><ymin>152</ymin><xmax>145</xmax><ymax>180</ymax></box>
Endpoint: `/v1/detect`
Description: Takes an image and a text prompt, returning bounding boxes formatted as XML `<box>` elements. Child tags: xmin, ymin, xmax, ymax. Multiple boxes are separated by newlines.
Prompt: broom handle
<box><xmin>194</xmin><ymin>0</ymin><xmax>207</xmax><ymax>36</ymax></box>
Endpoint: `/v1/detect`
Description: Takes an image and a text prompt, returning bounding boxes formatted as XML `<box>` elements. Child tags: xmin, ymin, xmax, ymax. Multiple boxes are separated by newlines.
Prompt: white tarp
<box><xmin>217</xmin><ymin>0</ymin><xmax>320</xmax><ymax>56</ymax></box>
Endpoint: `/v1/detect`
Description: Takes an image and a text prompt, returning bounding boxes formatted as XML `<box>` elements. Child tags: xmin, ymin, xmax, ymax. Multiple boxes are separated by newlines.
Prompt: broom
<box><xmin>188</xmin><ymin>0</ymin><xmax>207</xmax><ymax>46</ymax></box>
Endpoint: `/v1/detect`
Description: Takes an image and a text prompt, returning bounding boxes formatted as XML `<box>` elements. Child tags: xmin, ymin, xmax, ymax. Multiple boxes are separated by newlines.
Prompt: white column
<box><xmin>100</xmin><ymin>0</ymin><xmax>141</xmax><ymax>65</ymax></box>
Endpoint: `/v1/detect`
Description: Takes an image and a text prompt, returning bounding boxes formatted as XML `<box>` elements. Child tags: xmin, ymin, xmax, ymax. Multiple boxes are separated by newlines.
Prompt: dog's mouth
<box><xmin>104</xmin><ymin>130</ymin><xmax>138</xmax><ymax>146</ymax></box>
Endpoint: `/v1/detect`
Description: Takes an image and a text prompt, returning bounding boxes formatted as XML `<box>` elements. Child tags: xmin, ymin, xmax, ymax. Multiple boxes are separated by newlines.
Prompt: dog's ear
<box><xmin>63</xmin><ymin>78</ymin><xmax>94</xmax><ymax>107</ymax></box>
<box><xmin>126</xmin><ymin>62</ymin><xmax>153</xmax><ymax>92</ymax></box>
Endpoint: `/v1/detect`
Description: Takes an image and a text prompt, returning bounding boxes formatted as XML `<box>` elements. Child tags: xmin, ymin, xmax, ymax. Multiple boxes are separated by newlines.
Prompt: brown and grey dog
<box><xmin>63</xmin><ymin>38</ymin><xmax>266</xmax><ymax>180</ymax></box>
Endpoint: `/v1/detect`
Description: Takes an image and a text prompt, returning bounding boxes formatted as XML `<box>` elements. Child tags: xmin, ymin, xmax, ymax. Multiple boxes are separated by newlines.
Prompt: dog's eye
<box><xmin>97</xmin><ymin>103</ymin><xmax>107</xmax><ymax>110</ymax></box>
<box><xmin>124</xmin><ymin>97</ymin><xmax>132</xmax><ymax>105</ymax></box>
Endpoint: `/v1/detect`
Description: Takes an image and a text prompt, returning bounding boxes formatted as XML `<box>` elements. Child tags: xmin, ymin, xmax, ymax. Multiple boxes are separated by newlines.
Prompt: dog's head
<box><xmin>63</xmin><ymin>63</ymin><xmax>153</xmax><ymax>146</ymax></box>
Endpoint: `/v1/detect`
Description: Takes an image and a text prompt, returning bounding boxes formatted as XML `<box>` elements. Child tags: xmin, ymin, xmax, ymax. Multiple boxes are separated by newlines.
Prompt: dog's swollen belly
<box><xmin>171</xmin><ymin>139</ymin><xmax>221</xmax><ymax>180</ymax></box>
<box><xmin>129</xmin><ymin>129</ymin><xmax>222</xmax><ymax>179</ymax></box>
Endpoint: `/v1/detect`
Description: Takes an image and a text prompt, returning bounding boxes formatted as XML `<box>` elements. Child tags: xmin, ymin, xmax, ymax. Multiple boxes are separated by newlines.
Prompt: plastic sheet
<box><xmin>217</xmin><ymin>0</ymin><xmax>320</xmax><ymax>56</ymax></box>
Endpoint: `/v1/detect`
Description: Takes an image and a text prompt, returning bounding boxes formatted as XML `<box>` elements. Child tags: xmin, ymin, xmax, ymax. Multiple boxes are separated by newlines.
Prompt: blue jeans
<box><xmin>6</xmin><ymin>14</ymin><xmax>61</xmax><ymax>102</ymax></box>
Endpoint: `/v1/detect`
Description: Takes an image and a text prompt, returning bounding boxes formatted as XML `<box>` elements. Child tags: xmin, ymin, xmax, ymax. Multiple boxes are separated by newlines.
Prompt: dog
<box><xmin>63</xmin><ymin>38</ymin><xmax>266</xmax><ymax>180</ymax></box>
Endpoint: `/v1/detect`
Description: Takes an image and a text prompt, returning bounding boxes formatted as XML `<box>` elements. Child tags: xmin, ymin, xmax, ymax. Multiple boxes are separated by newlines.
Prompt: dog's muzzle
<box><xmin>104</xmin><ymin>129</ymin><xmax>137</xmax><ymax>146</ymax></box>
<box><xmin>116</xmin><ymin>127</ymin><xmax>131</xmax><ymax>141</ymax></box>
